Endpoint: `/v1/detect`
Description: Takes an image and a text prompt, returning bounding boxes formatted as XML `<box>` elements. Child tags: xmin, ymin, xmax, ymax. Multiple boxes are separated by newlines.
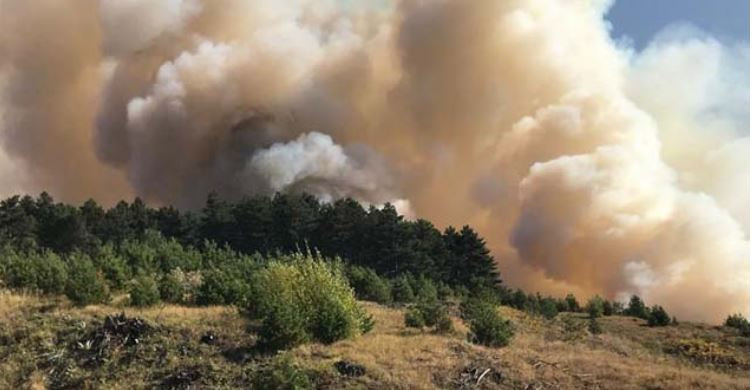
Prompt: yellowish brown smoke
<box><xmin>0</xmin><ymin>0</ymin><xmax>747</xmax><ymax>321</ymax></box>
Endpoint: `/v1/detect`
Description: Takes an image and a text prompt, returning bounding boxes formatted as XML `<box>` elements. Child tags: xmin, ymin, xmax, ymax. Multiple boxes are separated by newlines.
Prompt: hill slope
<box><xmin>0</xmin><ymin>291</ymin><xmax>748</xmax><ymax>389</ymax></box>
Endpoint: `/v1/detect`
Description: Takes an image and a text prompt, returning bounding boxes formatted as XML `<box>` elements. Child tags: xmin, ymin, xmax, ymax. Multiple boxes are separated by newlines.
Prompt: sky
<box><xmin>606</xmin><ymin>0</ymin><xmax>750</xmax><ymax>48</ymax></box>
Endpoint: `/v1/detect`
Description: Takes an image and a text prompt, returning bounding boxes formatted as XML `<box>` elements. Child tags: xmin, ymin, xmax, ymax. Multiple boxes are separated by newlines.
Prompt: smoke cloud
<box><xmin>0</xmin><ymin>0</ymin><xmax>747</xmax><ymax>321</ymax></box>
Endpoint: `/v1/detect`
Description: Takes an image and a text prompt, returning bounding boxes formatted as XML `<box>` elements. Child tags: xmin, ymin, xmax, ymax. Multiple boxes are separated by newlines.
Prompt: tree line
<box><xmin>0</xmin><ymin>192</ymin><xmax>499</xmax><ymax>291</ymax></box>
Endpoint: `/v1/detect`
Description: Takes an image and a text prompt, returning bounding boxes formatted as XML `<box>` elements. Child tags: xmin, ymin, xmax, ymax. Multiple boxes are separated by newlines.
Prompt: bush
<box><xmin>413</xmin><ymin>276</ymin><xmax>438</xmax><ymax>302</ymax></box>
<box><xmin>392</xmin><ymin>276</ymin><xmax>415</xmax><ymax>303</ymax></box>
<box><xmin>434</xmin><ymin>311</ymin><xmax>454</xmax><ymax>333</ymax></box>
<box><xmin>540</xmin><ymin>298</ymin><xmax>559</xmax><ymax>320</ymax></box>
<box><xmin>647</xmin><ymin>305</ymin><xmax>670</xmax><ymax>327</ymax></box>
<box><xmin>436</xmin><ymin>282</ymin><xmax>454</xmax><ymax>301</ymax></box>
<box><xmin>251</xmin><ymin>353</ymin><xmax>313</xmax><ymax>390</ymax></box>
<box><xmin>586</xmin><ymin>296</ymin><xmax>604</xmax><ymax>319</ymax></box>
<box><xmin>466</xmin><ymin>302</ymin><xmax>514</xmax><ymax>347</ymax></box>
<box><xmin>588</xmin><ymin>318</ymin><xmax>602</xmax><ymax>334</ymax></box>
<box><xmin>406</xmin><ymin>300</ymin><xmax>454</xmax><ymax>333</ymax></box>
<box><xmin>159</xmin><ymin>267</ymin><xmax>202</xmax><ymax>304</ymax></box>
<box><xmin>404</xmin><ymin>307</ymin><xmax>425</xmax><ymax>328</ymax></box>
<box><xmin>129</xmin><ymin>275</ymin><xmax>160</xmax><ymax>307</ymax></box>
<box><xmin>564</xmin><ymin>293</ymin><xmax>580</xmax><ymax>312</ymax></box>
<box><xmin>347</xmin><ymin>265</ymin><xmax>392</xmax><ymax>304</ymax></box>
<box><xmin>1</xmin><ymin>249</ymin><xmax>68</xmax><ymax>295</ymax></box>
<box><xmin>724</xmin><ymin>313</ymin><xmax>749</xmax><ymax>337</ymax></box>
<box><xmin>602</xmin><ymin>300</ymin><xmax>614</xmax><ymax>316</ymax></box>
<box><xmin>249</xmin><ymin>254</ymin><xmax>371</xmax><ymax>350</ymax></box>
<box><xmin>196</xmin><ymin>268</ymin><xmax>252</xmax><ymax>306</ymax></box>
<box><xmin>258</xmin><ymin>304</ymin><xmax>310</xmax><ymax>351</ymax></box>
<box><xmin>91</xmin><ymin>244</ymin><xmax>129</xmax><ymax>290</ymax></box>
<box><xmin>65</xmin><ymin>253</ymin><xmax>109</xmax><ymax>306</ymax></box>
<box><xmin>626</xmin><ymin>295</ymin><xmax>649</xmax><ymax>319</ymax></box>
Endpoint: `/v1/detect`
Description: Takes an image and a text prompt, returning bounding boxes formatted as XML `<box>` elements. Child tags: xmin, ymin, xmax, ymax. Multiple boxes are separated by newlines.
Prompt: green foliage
<box><xmin>564</xmin><ymin>293</ymin><xmax>580</xmax><ymax>312</ymax></box>
<box><xmin>626</xmin><ymin>295</ymin><xmax>649</xmax><ymax>319</ymax></box>
<box><xmin>347</xmin><ymin>265</ymin><xmax>392</xmax><ymax>304</ymax></box>
<box><xmin>251</xmin><ymin>354</ymin><xmax>313</xmax><ymax>390</ymax></box>
<box><xmin>392</xmin><ymin>276</ymin><xmax>415</xmax><ymax>303</ymax></box>
<box><xmin>413</xmin><ymin>276</ymin><xmax>438</xmax><ymax>303</ymax></box>
<box><xmin>611</xmin><ymin>300</ymin><xmax>624</xmax><ymax>315</ymax></box>
<box><xmin>647</xmin><ymin>305</ymin><xmax>670</xmax><ymax>327</ymax></box>
<box><xmin>724</xmin><ymin>313</ymin><xmax>749</xmax><ymax>337</ymax></box>
<box><xmin>586</xmin><ymin>296</ymin><xmax>604</xmax><ymax>319</ymax></box>
<box><xmin>0</xmin><ymin>192</ymin><xmax>504</xmax><ymax>301</ymax></box>
<box><xmin>466</xmin><ymin>302</ymin><xmax>514</xmax><ymax>347</ymax></box>
<box><xmin>406</xmin><ymin>299</ymin><xmax>453</xmax><ymax>333</ymax></box>
<box><xmin>602</xmin><ymin>300</ymin><xmax>614</xmax><ymax>316</ymax></box>
<box><xmin>90</xmin><ymin>244</ymin><xmax>130</xmax><ymax>289</ymax></box>
<box><xmin>436</xmin><ymin>282</ymin><xmax>454</xmax><ymax>300</ymax></box>
<box><xmin>159</xmin><ymin>267</ymin><xmax>201</xmax><ymax>304</ymax></box>
<box><xmin>724</xmin><ymin>314</ymin><xmax>749</xmax><ymax>337</ymax></box>
<box><xmin>196</xmin><ymin>268</ymin><xmax>252</xmax><ymax>306</ymax></box>
<box><xmin>540</xmin><ymin>298</ymin><xmax>559</xmax><ymax>320</ymax></box>
<box><xmin>404</xmin><ymin>307</ymin><xmax>425</xmax><ymax>328</ymax></box>
<box><xmin>65</xmin><ymin>253</ymin><xmax>109</xmax><ymax>306</ymax></box>
<box><xmin>129</xmin><ymin>274</ymin><xmax>160</xmax><ymax>307</ymax></box>
<box><xmin>588</xmin><ymin>318</ymin><xmax>602</xmax><ymax>334</ymax></box>
<box><xmin>258</xmin><ymin>303</ymin><xmax>310</xmax><ymax>351</ymax></box>
<box><xmin>2</xmin><ymin>249</ymin><xmax>68</xmax><ymax>295</ymax></box>
<box><xmin>434</xmin><ymin>310</ymin><xmax>454</xmax><ymax>333</ymax></box>
<box><xmin>248</xmin><ymin>254</ymin><xmax>371</xmax><ymax>350</ymax></box>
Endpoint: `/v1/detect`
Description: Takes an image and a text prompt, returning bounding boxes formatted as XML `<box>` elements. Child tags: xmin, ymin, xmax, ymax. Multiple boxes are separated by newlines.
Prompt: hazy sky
<box><xmin>607</xmin><ymin>0</ymin><xmax>749</xmax><ymax>48</ymax></box>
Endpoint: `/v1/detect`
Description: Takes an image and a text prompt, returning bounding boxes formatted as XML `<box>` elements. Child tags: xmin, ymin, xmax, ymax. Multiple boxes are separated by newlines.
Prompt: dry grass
<box><xmin>0</xmin><ymin>291</ymin><xmax>748</xmax><ymax>389</ymax></box>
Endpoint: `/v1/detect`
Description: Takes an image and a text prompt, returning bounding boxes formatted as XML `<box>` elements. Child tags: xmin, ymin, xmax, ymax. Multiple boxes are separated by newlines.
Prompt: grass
<box><xmin>0</xmin><ymin>291</ymin><xmax>748</xmax><ymax>389</ymax></box>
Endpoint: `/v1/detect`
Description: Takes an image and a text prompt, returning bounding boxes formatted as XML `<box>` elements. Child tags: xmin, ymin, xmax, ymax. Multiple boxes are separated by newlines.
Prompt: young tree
<box><xmin>564</xmin><ymin>293</ymin><xmax>580</xmax><ymax>312</ymax></box>
<box><xmin>586</xmin><ymin>296</ymin><xmax>605</xmax><ymax>319</ymax></box>
<box><xmin>626</xmin><ymin>295</ymin><xmax>649</xmax><ymax>319</ymax></box>
<box><xmin>647</xmin><ymin>305</ymin><xmax>670</xmax><ymax>327</ymax></box>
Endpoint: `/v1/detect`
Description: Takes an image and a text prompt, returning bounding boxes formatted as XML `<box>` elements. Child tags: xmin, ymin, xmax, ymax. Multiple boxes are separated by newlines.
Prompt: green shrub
<box><xmin>434</xmin><ymin>310</ymin><xmax>454</xmax><ymax>333</ymax></box>
<box><xmin>540</xmin><ymin>298</ymin><xmax>559</xmax><ymax>320</ymax></box>
<box><xmin>647</xmin><ymin>305</ymin><xmax>670</xmax><ymax>327</ymax></box>
<box><xmin>588</xmin><ymin>318</ymin><xmax>602</xmax><ymax>334</ymax></box>
<box><xmin>159</xmin><ymin>267</ymin><xmax>202</xmax><ymax>304</ymax></box>
<box><xmin>65</xmin><ymin>253</ymin><xmax>109</xmax><ymax>306</ymax></box>
<box><xmin>129</xmin><ymin>275</ymin><xmax>160</xmax><ymax>307</ymax></box>
<box><xmin>436</xmin><ymin>282</ymin><xmax>454</xmax><ymax>301</ymax></box>
<box><xmin>249</xmin><ymin>254</ymin><xmax>371</xmax><ymax>350</ymax></box>
<box><xmin>258</xmin><ymin>304</ymin><xmax>310</xmax><ymax>351</ymax></box>
<box><xmin>251</xmin><ymin>353</ymin><xmax>313</xmax><ymax>390</ymax></box>
<box><xmin>602</xmin><ymin>300</ymin><xmax>614</xmax><ymax>316</ymax></box>
<box><xmin>405</xmin><ymin>299</ymin><xmax>454</xmax><ymax>333</ymax></box>
<box><xmin>466</xmin><ymin>303</ymin><xmax>514</xmax><ymax>347</ymax></box>
<box><xmin>586</xmin><ymin>296</ymin><xmax>604</xmax><ymax>319</ymax></box>
<box><xmin>724</xmin><ymin>313</ymin><xmax>750</xmax><ymax>337</ymax></box>
<box><xmin>564</xmin><ymin>293</ymin><xmax>580</xmax><ymax>312</ymax></box>
<box><xmin>347</xmin><ymin>265</ymin><xmax>392</xmax><ymax>304</ymax></box>
<box><xmin>404</xmin><ymin>307</ymin><xmax>425</xmax><ymax>328</ymax></box>
<box><xmin>159</xmin><ymin>272</ymin><xmax>183</xmax><ymax>303</ymax></box>
<box><xmin>1</xmin><ymin>249</ymin><xmax>68</xmax><ymax>295</ymax></box>
<box><xmin>413</xmin><ymin>276</ymin><xmax>438</xmax><ymax>303</ymax></box>
<box><xmin>626</xmin><ymin>295</ymin><xmax>649</xmax><ymax>319</ymax></box>
<box><xmin>91</xmin><ymin>244</ymin><xmax>129</xmax><ymax>290</ymax></box>
<box><xmin>196</xmin><ymin>268</ymin><xmax>251</xmax><ymax>306</ymax></box>
<box><xmin>392</xmin><ymin>276</ymin><xmax>415</xmax><ymax>303</ymax></box>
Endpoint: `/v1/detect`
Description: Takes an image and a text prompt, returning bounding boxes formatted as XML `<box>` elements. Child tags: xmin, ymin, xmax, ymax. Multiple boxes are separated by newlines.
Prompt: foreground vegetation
<box><xmin>0</xmin><ymin>290</ymin><xmax>748</xmax><ymax>389</ymax></box>
<box><xmin>0</xmin><ymin>192</ymin><xmax>748</xmax><ymax>388</ymax></box>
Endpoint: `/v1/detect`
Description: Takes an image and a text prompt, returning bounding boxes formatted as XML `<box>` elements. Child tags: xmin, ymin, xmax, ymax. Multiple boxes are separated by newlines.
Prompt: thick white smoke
<box><xmin>0</xmin><ymin>0</ymin><xmax>747</xmax><ymax>321</ymax></box>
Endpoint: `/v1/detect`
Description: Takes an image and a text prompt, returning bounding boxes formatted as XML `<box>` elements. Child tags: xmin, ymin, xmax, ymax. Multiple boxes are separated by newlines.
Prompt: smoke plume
<box><xmin>0</xmin><ymin>0</ymin><xmax>748</xmax><ymax>321</ymax></box>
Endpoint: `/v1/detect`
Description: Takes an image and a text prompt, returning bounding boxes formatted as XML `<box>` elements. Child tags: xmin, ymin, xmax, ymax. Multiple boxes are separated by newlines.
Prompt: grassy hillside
<box><xmin>1</xmin><ymin>290</ymin><xmax>747</xmax><ymax>389</ymax></box>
